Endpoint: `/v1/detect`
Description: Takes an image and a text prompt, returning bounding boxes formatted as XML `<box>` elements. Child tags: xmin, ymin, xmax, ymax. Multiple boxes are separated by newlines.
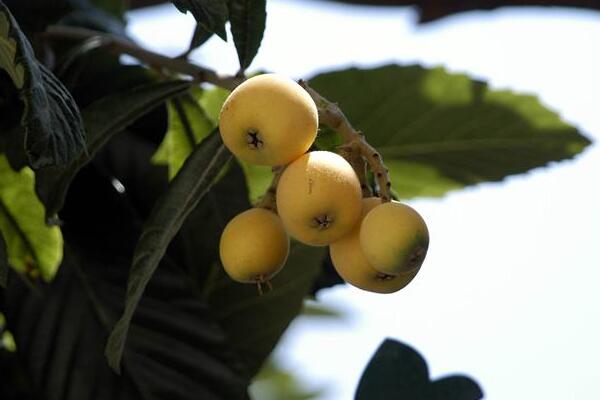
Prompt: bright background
<box><xmin>128</xmin><ymin>2</ymin><xmax>600</xmax><ymax>399</ymax></box>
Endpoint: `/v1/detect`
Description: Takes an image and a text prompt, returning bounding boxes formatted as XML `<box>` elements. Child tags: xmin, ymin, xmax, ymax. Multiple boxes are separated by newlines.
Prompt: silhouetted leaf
<box><xmin>186</xmin><ymin>23</ymin><xmax>213</xmax><ymax>54</ymax></box>
<box><xmin>35</xmin><ymin>80</ymin><xmax>191</xmax><ymax>221</ymax></box>
<box><xmin>0</xmin><ymin>155</ymin><xmax>63</xmax><ymax>281</ymax></box>
<box><xmin>309</xmin><ymin>65</ymin><xmax>591</xmax><ymax>199</ymax></box>
<box><xmin>3</xmin><ymin>244</ymin><xmax>249</xmax><ymax>400</ymax></box>
<box><xmin>106</xmin><ymin>131</ymin><xmax>232</xmax><ymax>373</ymax></box>
<box><xmin>319</xmin><ymin>0</ymin><xmax>600</xmax><ymax>23</ymax></box>
<box><xmin>152</xmin><ymin>88</ymin><xmax>213</xmax><ymax>179</ymax></box>
<box><xmin>171</xmin><ymin>0</ymin><xmax>228</xmax><ymax>41</ymax></box>
<box><xmin>0</xmin><ymin>3</ymin><xmax>86</xmax><ymax>169</ymax></box>
<box><xmin>356</xmin><ymin>339</ymin><xmax>483</xmax><ymax>400</ymax></box>
<box><xmin>229</xmin><ymin>0</ymin><xmax>266</xmax><ymax>70</ymax></box>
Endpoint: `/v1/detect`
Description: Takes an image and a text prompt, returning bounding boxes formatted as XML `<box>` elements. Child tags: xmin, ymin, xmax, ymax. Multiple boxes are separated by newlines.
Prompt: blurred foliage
<box><xmin>250</xmin><ymin>359</ymin><xmax>325</xmax><ymax>400</ymax></box>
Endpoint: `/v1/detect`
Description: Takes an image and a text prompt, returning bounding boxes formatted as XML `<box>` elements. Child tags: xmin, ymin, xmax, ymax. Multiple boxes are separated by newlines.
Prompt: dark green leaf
<box><xmin>171</xmin><ymin>0</ymin><xmax>228</xmax><ymax>41</ymax></box>
<box><xmin>208</xmin><ymin>242</ymin><xmax>326</xmax><ymax>377</ymax></box>
<box><xmin>4</xmin><ymin>244</ymin><xmax>249</xmax><ymax>400</ymax></box>
<box><xmin>0</xmin><ymin>232</ymin><xmax>7</xmax><ymax>287</ymax></box>
<box><xmin>106</xmin><ymin>131</ymin><xmax>232</xmax><ymax>373</ymax></box>
<box><xmin>356</xmin><ymin>339</ymin><xmax>483</xmax><ymax>400</ymax></box>
<box><xmin>0</xmin><ymin>3</ymin><xmax>86</xmax><ymax>169</ymax></box>
<box><xmin>90</xmin><ymin>0</ymin><xmax>127</xmax><ymax>21</ymax></box>
<box><xmin>35</xmin><ymin>80</ymin><xmax>191</xmax><ymax>221</ymax></box>
<box><xmin>0</xmin><ymin>155</ymin><xmax>63</xmax><ymax>281</ymax></box>
<box><xmin>58</xmin><ymin>7</ymin><xmax>127</xmax><ymax>38</ymax></box>
<box><xmin>152</xmin><ymin>88</ymin><xmax>214</xmax><ymax>179</ymax></box>
<box><xmin>187</xmin><ymin>23</ymin><xmax>213</xmax><ymax>54</ymax></box>
<box><xmin>309</xmin><ymin>65</ymin><xmax>591</xmax><ymax>199</ymax></box>
<box><xmin>229</xmin><ymin>0</ymin><xmax>266</xmax><ymax>70</ymax></box>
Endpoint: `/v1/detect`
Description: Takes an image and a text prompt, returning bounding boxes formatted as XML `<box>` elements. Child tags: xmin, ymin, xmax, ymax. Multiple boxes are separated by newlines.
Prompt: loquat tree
<box><xmin>0</xmin><ymin>0</ymin><xmax>592</xmax><ymax>399</ymax></box>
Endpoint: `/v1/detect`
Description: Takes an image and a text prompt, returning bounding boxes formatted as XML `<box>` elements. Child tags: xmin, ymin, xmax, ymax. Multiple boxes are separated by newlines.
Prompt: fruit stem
<box><xmin>298</xmin><ymin>80</ymin><xmax>392</xmax><ymax>202</ymax></box>
<box><xmin>256</xmin><ymin>166</ymin><xmax>285</xmax><ymax>211</ymax></box>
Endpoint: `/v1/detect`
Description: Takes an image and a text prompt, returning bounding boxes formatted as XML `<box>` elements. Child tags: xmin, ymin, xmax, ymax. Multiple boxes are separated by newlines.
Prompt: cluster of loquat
<box><xmin>218</xmin><ymin>74</ymin><xmax>429</xmax><ymax>294</ymax></box>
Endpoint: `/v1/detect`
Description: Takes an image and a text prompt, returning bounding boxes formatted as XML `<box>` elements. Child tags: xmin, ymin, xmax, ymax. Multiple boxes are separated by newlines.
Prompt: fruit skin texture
<box><xmin>330</xmin><ymin>197</ymin><xmax>419</xmax><ymax>294</ymax></box>
<box><xmin>219</xmin><ymin>208</ymin><xmax>290</xmax><ymax>283</ymax></box>
<box><xmin>219</xmin><ymin>74</ymin><xmax>318</xmax><ymax>166</ymax></box>
<box><xmin>360</xmin><ymin>201</ymin><xmax>429</xmax><ymax>275</ymax></box>
<box><xmin>276</xmin><ymin>151</ymin><xmax>362</xmax><ymax>246</ymax></box>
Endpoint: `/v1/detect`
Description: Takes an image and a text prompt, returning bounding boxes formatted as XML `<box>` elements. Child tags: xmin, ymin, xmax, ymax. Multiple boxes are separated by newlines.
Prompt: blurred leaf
<box><xmin>171</xmin><ymin>0</ymin><xmax>228</xmax><ymax>41</ymax></box>
<box><xmin>198</xmin><ymin>84</ymin><xmax>229</xmax><ymax>124</ymax></box>
<box><xmin>0</xmin><ymin>3</ymin><xmax>87</xmax><ymax>169</ymax></box>
<box><xmin>208</xmin><ymin>242</ymin><xmax>327</xmax><ymax>377</ymax></box>
<box><xmin>0</xmin><ymin>155</ymin><xmax>63</xmax><ymax>281</ymax></box>
<box><xmin>35</xmin><ymin>80</ymin><xmax>191</xmax><ymax>221</ymax></box>
<box><xmin>301</xmin><ymin>300</ymin><xmax>345</xmax><ymax>319</ymax></box>
<box><xmin>90</xmin><ymin>0</ymin><xmax>127</xmax><ymax>20</ymax></box>
<box><xmin>4</xmin><ymin>244</ymin><xmax>248</xmax><ymax>400</ymax></box>
<box><xmin>106</xmin><ymin>131</ymin><xmax>232</xmax><ymax>373</ymax></box>
<box><xmin>229</xmin><ymin>0</ymin><xmax>266</xmax><ymax>70</ymax></box>
<box><xmin>250</xmin><ymin>359</ymin><xmax>324</xmax><ymax>400</ymax></box>
<box><xmin>320</xmin><ymin>0</ymin><xmax>600</xmax><ymax>23</ymax></box>
<box><xmin>0</xmin><ymin>233</ymin><xmax>7</xmax><ymax>287</ymax></box>
<box><xmin>309</xmin><ymin>65</ymin><xmax>591</xmax><ymax>199</ymax></box>
<box><xmin>152</xmin><ymin>88</ymin><xmax>214</xmax><ymax>179</ymax></box>
<box><xmin>58</xmin><ymin>7</ymin><xmax>127</xmax><ymax>37</ymax></box>
<box><xmin>356</xmin><ymin>339</ymin><xmax>483</xmax><ymax>400</ymax></box>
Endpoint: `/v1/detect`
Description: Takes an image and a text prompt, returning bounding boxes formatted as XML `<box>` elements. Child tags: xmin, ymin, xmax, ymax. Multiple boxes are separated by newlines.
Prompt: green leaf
<box><xmin>309</xmin><ymin>65</ymin><xmax>592</xmax><ymax>199</ymax></box>
<box><xmin>355</xmin><ymin>339</ymin><xmax>483</xmax><ymax>400</ymax></box>
<box><xmin>250</xmin><ymin>359</ymin><xmax>324</xmax><ymax>400</ymax></box>
<box><xmin>198</xmin><ymin>84</ymin><xmax>230</xmax><ymax>124</ymax></box>
<box><xmin>90</xmin><ymin>0</ymin><xmax>127</xmax><ymax>21</ymax></box>
<box><xmin>0</xmin><ymin>3</ymin><xmax>86</xmax><ymax>169</ymax></box>
<box><xmin>171</xmin><ymin>0</ymin><xmax>228</xmax><ymax>41</ymax></box>
<box><xmin>35</xmin><ymin>80</ymin><xmax>191</xmax><ymax>221</ymax></box>
<box><xmin>169</xmin><ymin>157</ymin><xmax>327</xmax><ymax>377</ymax></box>
<box><xmin>0</xmin><ymin>232</ymin><xmax>7</xmax><ymax>287</ymax></box>
<box><xmin>152</xmin><ymin>88</ymin><xmax>214</xmax><ymax>179</ymax></box>
<box><xmin>0</xmin><ymin>155</ymin><xmax>62</xmax><ymax>281</ymax></box>
<box><xmin>106</xmin><ymin>130</ymin><xmax>232</xmax><ymax>373</ymax></box>
<box><xmin>208</xmin><ymin>242</ymin><xmax>327</xmax><ymax>377</ymax></box>
<box><xmin>229</xmin><ymin>0</ymin><xmax>266</xmax><ymax>70</ymax></box>
<box><xmin>187</xmin><ymin>23</ymin><xmax>213</xmax><ymax>54</ymax></box>
<box><xmin>3</xmin><ymin>244</ymin><xmax>249</xmax><ymax>400</ymax></box>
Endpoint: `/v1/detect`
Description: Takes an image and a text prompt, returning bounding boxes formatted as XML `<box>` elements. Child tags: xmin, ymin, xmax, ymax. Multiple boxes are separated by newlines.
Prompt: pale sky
<box><xmin>128</xmin><ymin>2</ymin><xmax>600</xmax><ymax>399</ymax></box>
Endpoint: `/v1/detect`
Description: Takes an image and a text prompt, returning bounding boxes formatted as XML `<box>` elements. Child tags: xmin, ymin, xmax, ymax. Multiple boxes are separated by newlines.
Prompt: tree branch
<box><xmin>42</xmin><ymin>26</ymin><xmax>243</xmax><ymax>91</ymax></box>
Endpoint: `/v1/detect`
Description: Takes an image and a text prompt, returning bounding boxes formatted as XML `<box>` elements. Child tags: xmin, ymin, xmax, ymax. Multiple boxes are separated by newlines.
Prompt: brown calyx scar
<box><xmin>375</xmin><ymin>272</ymin><xmax>395</xmax><ymax>281</ymax></box>
<box><xmin>312</xmin><ymin>214</ymin><xmax>333</xmax><ymax>230</ymax></box>
<box><xmin>246</xmin><ymin>130</ymin><xmax>264</xmax><ymax>149</ymax></box>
